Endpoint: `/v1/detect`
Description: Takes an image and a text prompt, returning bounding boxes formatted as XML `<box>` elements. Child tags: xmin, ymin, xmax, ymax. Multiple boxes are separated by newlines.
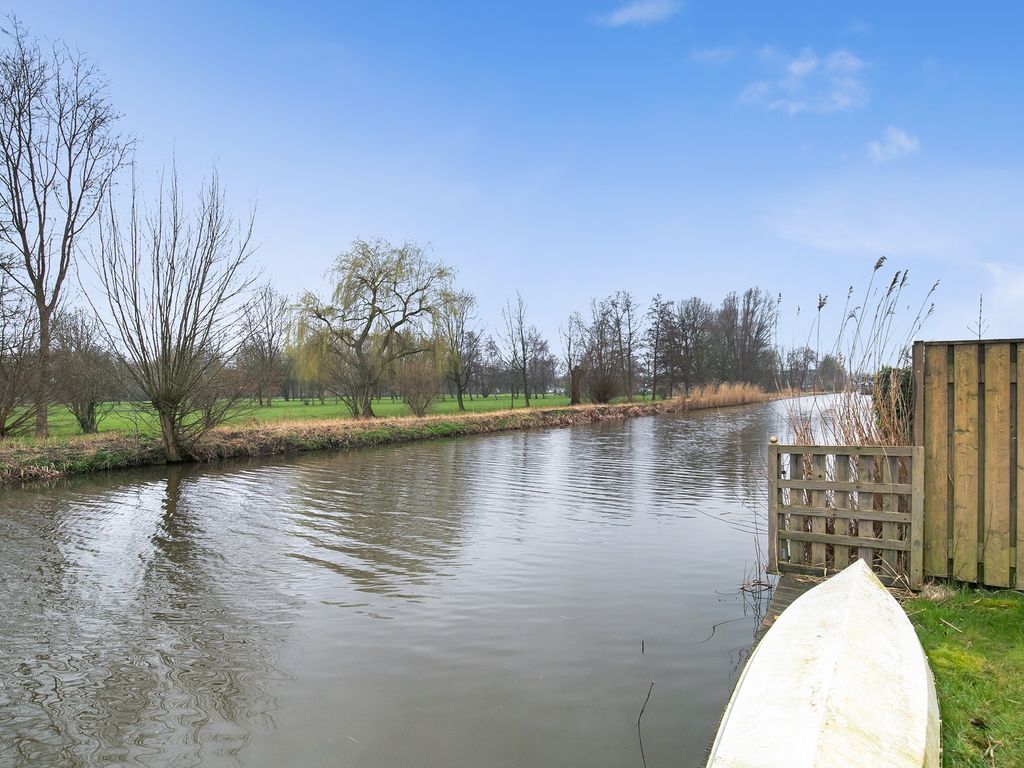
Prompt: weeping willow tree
<box><xmin>297</xmin><ymin>238</ymin><xmax>451</xmax><ymax>418</ymax></box>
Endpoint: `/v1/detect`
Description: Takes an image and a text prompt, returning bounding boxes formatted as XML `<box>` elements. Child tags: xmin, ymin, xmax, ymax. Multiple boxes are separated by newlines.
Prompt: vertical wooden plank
<box><xmin>984</xmin><ymin>344</ymin><xmax>1011</xmax><ymax>587</ymax></box>
<box><xmin>923</xmin><ymin>344</ymin><xmax>949</xmax><ymax>577</ymax></box>
<box><xmin>767</xmin><ymin>442</ymin><xmax>779</xmax><ymax>573</ymax></box>
<box><xmin>913</xmin><ymin>341</ymin><xmax>925</xmax><ymax>446</ymax></box>
<box><xmin>952</xmin><ymin>344</ymin><xmax>980</xmax><ymax>583</ymax></box>
<box><xmin>1017</xmin><ymin>343</ymin><xmax>1024</xmax><ymax>585</ymax></box>
<box><xmin>880</xmin><ymin>454</ymin><xmax>899</xmax><ymax>577</ymax></box>
<box><xmin>790</xmin><ymin>451</ymin><xmax>807</xmax><ymax>565</ymax></box>
<box><xmin>834</xmin><ymin>450</ymin><xmax>851</xmax><ymax>569</ymax></box>
<box><xmin>810</xmin><ymin>453</ymin><xmax>827</xmax><ymax>570</ymax></box>
<box><xmin>854</xmin><ymin>454</ymin><xmax>874</xmax><ymax>566</ymax></box>
<box><xmin>910</xmin><ymin>446</ymin><xmax>925</xmax><ymax>589</ymax></box>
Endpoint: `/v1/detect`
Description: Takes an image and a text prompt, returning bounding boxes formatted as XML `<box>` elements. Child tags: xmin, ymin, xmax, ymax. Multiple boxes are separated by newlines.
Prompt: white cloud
<box><xmin>596</xmin><ymin>0</ymin><xmax>680</xmax><ymax>28</ymax></box>
<box><xmin>869</xmin><ymin>127</ymin><xmax>921</xmax><ymax>164</ymax></box>
<box><xmin>690</xmin><ymin>46</ymin><xmax>736</xmax><ymax>65</ymax></box>
<box><xmin>740</xmin><ymin>47</ymin><xmax>868</xmax><ymax>114</ymax></box>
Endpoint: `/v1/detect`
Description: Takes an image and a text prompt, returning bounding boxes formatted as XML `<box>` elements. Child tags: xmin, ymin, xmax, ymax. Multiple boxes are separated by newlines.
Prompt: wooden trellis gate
<box><xmin>767</xmin><ymin>443</ymin><xmax>924</xmax><ymax>589</ymax></box>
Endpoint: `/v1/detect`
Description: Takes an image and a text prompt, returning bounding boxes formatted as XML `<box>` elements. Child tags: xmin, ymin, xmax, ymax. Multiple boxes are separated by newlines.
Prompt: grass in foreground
<box><xmin>905</xmin><ymin>588</ymin><xmax>1024</xmax><ymax>767</ymax></box>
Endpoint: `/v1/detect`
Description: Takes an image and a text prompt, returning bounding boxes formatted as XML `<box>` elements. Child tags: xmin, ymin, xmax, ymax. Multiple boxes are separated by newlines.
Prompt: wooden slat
<box><xmin>767</xmin><ymin>443</ymin><xmax>779</xmax><ymax>573</ymax></box>
<box><xmin>952</xmin><ymin>344</ymin><xmax>980</xmax><ymax>583</ymax></box>
<box><xmin>834</xmin><ymin>452</ymin><xmax>851</xmax><ymax>569</ymax></box>
<box><xmin>923</xmin><ymin>343</ymin><xmax>950</xmax><ymax>577</ymax></box>
<box><xmin>853</xmin><ymin>454</ymin><xmax>874</xmax><ymax>566</ymax></box>
<box><xmin>810</xmin><ymin>454</ymin><xmax>827</xmax><ymax>568</ymax></box>
<box><xmin>777</xmin><ymin>479</ymin><xmax>912</xmax><ymax>494</ymax></box>
<box><xmin>1017</xmin><ymin>343</ymin><xmax>1024</xmax><ymax>584</ymax></box>
<box><xmin>880</xmin><ymin>456</ymin><xmax>899</xmax><ymax>575</ymax></box>
<box><xmin>910</xmin><ymin>446</ymin><xmax>925</xmax><ymax>589</ymax></box>
<box><xmin>778</xmin><ymin>530</ymin><xmax>910</xmax><ymax>551</ymax></box>
<box><xmin>984</xmin><ymin>344</ymin><xmax>1012</xmax><ymax>587</ymax></box>
<box><xmin>788</xmin><ymin>452</ymin><xmax>805</xmax><ymax>566</ymax></box>
<box><xmin>776</xmin><ymin>445</ymin><xmax>917</xmax><ymax>457</ymax></box>
<box><xmin>775</xmin><ymin>506</ymin><xmax>909</xmax><ymax>523</ymax></box>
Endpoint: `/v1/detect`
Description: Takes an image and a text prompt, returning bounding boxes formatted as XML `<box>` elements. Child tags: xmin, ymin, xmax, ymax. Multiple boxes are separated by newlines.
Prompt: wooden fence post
<box><xmin>768</xmin><ymin>439</ymin><xmax>779</xmax><ymax>574</ymax></box>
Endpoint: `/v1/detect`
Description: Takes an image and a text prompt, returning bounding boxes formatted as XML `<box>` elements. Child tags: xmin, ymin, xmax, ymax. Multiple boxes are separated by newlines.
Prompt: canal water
<box><xmin>0</xmin><ymin>401</ymin><xmax>791</xmax><ymax>767</ymax></box>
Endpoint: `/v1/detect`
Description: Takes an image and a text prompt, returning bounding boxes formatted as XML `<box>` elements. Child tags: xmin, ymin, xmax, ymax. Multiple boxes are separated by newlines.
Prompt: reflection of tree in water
<box><xmin>0</xmin><ymin>465</ymin><xmax>290</xmax><ymax>767</ymax></box>
<box><xmin>286</xmin><ymin>440</ymin><xmax>471</xmax><ymax>597</ymax></box>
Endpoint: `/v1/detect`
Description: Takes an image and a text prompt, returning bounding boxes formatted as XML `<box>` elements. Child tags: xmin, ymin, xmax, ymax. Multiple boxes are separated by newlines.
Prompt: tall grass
<box><xmin>786</xmin><ymin>257</ymin><xmax>937</xmax><ymax>446</ymax></box>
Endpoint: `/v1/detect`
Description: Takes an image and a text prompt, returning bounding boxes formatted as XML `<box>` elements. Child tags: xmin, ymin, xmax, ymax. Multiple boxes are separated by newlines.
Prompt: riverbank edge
<box><xmin>0</xmin><ymin>389</ymin><xmax>786</xmax><ymax>487</ymax></box>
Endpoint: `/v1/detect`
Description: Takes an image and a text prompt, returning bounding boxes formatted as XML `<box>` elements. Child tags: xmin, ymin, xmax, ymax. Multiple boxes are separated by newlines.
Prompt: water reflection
<box><xmin>1</xmin><ymin>400</ymin><xmax>789</xmax><ymax>768</ymax></box>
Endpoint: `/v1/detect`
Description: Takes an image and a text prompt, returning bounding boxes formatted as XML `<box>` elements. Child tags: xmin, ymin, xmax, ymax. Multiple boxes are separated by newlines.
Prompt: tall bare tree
<box><xmin>499</xmin><ymin>291</ymin><xmax>536</xmax><ymax>407</ymax></box>
<box><xmin>436</xmin><ymin>288</ymin><xmax>478</xmax><ymax>411</ymax></box>
<box><xmin>644</xmin><ymin>294</ymin><xmax>672</xmax><ymax>400</ymax></box>
<box><xmin>238</xmin><ymin>283</ymin><xmax>290</xmax><ymax>406</ymax></box>
<box><xmin>0</xmin><ymin>19</ymin><xmax>130</xmax><ymax>437</ymax></box>
<box><xmin>298</xmin><ymin>238</ymin><xmax>450</xmax><ymax>418</ymax></box>
<box><xmin>560</xmin><ymin>311</ymin><xmax>585</xmax><ymax>405</ymax></box>
<box><xmin>93</xmin><ymin>170</ymin><xmax>256</xmax><ymax>462</ymax></box>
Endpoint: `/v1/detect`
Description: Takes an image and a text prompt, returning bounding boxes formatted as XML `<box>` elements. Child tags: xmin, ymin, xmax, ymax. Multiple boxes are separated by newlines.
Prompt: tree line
<box><xmin>0</xmin><ymin>19</ymin><xmax>844</xmax><ymax>461</ymax></box>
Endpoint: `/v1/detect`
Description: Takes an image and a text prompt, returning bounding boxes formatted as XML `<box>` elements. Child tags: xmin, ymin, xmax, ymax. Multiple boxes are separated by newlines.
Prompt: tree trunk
<box><xmin>522</xmin><ymin>368</ymin><xmax>530</xmax><ymax>408</ymax></box>
<box><xmin>570</xmin><ymin>366</ymin><xmax>582</xmax><ymax>405</ymax></box>
<box><xmin>34</xmin><ymin>310</ymin><xmax>50</xmax><ymax>438</ymax></box>
<box><xmin>159</xmin><ymin>409</ymin><xmax>183</xmax><ymax>463</ymax></box>
<box><xmin>456</xmin><ymin>386</ymin><xmax>465</xmax><ymax>411</ymax></box>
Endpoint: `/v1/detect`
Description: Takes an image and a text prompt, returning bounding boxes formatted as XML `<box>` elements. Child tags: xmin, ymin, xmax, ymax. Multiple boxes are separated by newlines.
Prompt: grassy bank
<box><xmin>906</xmin><ymin>589</ymin><xmax>1024</xmax><ymax>767</ymax></box>
<box><xmin>0</xmin><ymin>383</ymin><xmax>780</xmax><ymax>486</ymax></box>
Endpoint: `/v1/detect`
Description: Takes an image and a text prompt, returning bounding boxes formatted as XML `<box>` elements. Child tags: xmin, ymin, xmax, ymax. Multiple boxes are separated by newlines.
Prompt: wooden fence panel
<box><xmin>769</xmin><ymin>445</ymin><xmax>920</xmax><ymax>588</ymax></box>
<box><xmin>914</xmin><ymin>339</ymin><xmax>1024</xmax><ymax>590</ymax></box>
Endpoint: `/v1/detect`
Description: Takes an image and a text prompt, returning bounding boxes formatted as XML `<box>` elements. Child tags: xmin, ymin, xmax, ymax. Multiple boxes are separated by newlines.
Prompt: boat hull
<box><xmin>706</xmin><ymin>559</ymin><xmax>940</xmax><ymax>768</ymax></box>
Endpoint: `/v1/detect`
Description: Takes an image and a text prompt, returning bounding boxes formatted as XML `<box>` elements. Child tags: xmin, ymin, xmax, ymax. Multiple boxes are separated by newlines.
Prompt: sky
<box><xmin>8</xmin><ymin>1</ymin><xmax>1024</xmax><ymax>353</ymax></box>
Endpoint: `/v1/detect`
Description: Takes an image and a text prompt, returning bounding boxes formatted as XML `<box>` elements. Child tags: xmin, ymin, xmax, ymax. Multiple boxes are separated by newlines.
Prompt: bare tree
<box><xmin>560</xmin><ymin>311</ymin><xmax>585</xmax><ymax>405</ymax></box>
<box><xmin>436</xmin><ymin>288</ymin><xmax>478</xmax><ymax>411</ymax></box>
<box><xmin>672</xmin><ymin>296</ymin><xmax>716</xmax><ymax>392</ymax></box>
<box><xmin>394</xmin><ymin>347</ymin><xmax>441</xmax><ymax>417</ymax></box>
<box><xmin>93</xmin><ymin>170</ymin><xmax>256</xmax><ymax>462</ymax></box>
<box><xmin>610</xmin><ymin>291</ymin><xmax>641</xmax><ymax>400</ymax></box>
<box><xmin>52</xmin><ymin>307</ymin><xmax>116</xmax><ymax>433</ymax></box>
<box><xmin>0</xmin><ymin>19</ymin><xmax>130</xmax><ymax>437</ymax></box>
<box><xmin>581</xmin><ymin>297</ymin><xmax>621</xmax><ymax>404</ymax></box>
<box><xmin>500</xmin><ymin>291</ymin><xmax>538</xmax><ymax>407</ymax></box>
<box><xmin>0</xmin><ymin>270</ymin><xmax>36</xmax><ymax>436</ymax></box>
<box><xmin>644</xmin><ymin>294</ymin><xmax>672</xmax><ymax>400</ymax></box>
<box><xmin>238</xmin><ymin>283</ymin><xmax>290</xmax><ymax>406</ymax></box>
<box><xmin>298</xmin><ymin>238</ymin><xmax>450</xmax><ymax>418</ymax></box>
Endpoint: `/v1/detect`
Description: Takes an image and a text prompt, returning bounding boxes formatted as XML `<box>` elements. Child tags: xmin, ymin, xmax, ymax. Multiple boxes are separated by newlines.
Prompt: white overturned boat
<box><xmin>706</xmin><ymin>559</ymin><xmax>940</xmax><ymax>768</ymax></box>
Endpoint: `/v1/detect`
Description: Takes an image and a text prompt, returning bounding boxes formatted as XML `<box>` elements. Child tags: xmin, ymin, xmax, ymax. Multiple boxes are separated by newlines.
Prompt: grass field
<box><xmin>39</xmin><ymin>393</ymin><xmax>581</xmax><ymax>439</ymax></box>
<box><xmin>906</xmin><ymin>588</ymin><xmax>1024</xmax><ymax>767</ymax></box>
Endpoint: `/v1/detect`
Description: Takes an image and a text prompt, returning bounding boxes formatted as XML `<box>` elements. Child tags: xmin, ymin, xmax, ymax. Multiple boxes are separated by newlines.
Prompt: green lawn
<box><xmin>906</xmin><ymin>588</ymin><xmax>1024</xmax><ymax>767</ymax></box>
<box><xmin>38</xmin><ymin>393</ymin><xmax>582</xmax><ymax>439</ymax></box>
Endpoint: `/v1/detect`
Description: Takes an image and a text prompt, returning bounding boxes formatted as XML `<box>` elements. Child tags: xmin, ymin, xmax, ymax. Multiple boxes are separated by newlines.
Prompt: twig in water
<box><xmin>637</xmin><ymin>681</ymin><xmax>655</xmax><ymax>728</ymax></box>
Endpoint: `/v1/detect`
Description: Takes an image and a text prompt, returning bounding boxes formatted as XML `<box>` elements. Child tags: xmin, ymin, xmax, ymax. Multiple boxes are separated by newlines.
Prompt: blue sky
<box><xmin>11</xmin><ymin>1</ymin><xmax>1024</xmax><ymax>350</ymax></box>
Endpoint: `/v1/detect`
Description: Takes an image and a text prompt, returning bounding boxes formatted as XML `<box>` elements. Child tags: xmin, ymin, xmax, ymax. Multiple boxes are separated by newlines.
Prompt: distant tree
<box><xmin>560</xmin><ymin>311</ymin><xmax>585</xmax><ymax>405</ymax></box>
<box><xmin>610</xmin><ymin>291</ymin><xmax>641</xmax><ymax>400</ymax></box>
<box><xmin>94</xmin><ymin>170</ymin><xmax>256</xmax><ymax>462</ymax></box>
<box><xmin>0</xmin><ymin>271</ymin><xmax>36</xmax><ymax>437</ymax></box>
<box><xmin>785</xmin><ymin>345</ymin><xmax>817</xmax><ymax>390</ymax></box>
<box><xmin>499</xmin><ymin>291</ymin><xmax>539</xmax><ymax>407</ymax></box>
<box><xmin>52</xmin><ymin>308</ymin><xmax>117</xmax><ymax>433</ymax></box>
<box><xmin>394</xmin><ymin>347</ymin><xmax>441</xmax><ymax>417</ymax></box>
<box><xmin>0</xmin><ymin>19</ymin><xmax>131</xmax><ymax>437</ymax></box>
<box><xmin>672</xmin><ymin>297</ymin><xmax>716</xmax><ymax>392</ymax></box>
<box><xmin>298</xmin><ymin>238</ymin><xmax>450</xmax><ymax>418</ymax></box>
<box><xmin>581</xmin><ymin>297</ymin><xmax>621</xmax><ymax>404</ymax></box>
<box><xmin>817</xmin><ymin>353</ymin><xmax>846</xmax><ymax>391</ymax></box>
<box><xmin>436</xmin><ymin>288</ymin><xmax>479</xmax><ymax>411</ymax></box>
<box><xmin>714</xmin><ymin>288</ymin><xmax>777</xmax><ymax>385</ymax></box>
<box><xmin>238</xmin><ymin>283</ymin><xmax>290</xmax><ymax>406</ymax></box>
<box><xmin>644</xmin><ymin>294</ymin><xmax>673</xmax><ymax>400</ymax></box>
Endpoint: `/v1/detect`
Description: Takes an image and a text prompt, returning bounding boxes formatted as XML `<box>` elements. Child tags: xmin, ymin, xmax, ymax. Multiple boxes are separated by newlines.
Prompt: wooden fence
<box><xmin>912</xmin><ymin>339</ymin><xmax>1023</xmax><ymax>588</ymax></box>
<box><xmin>768</xmin><ymin>444</ymin><xmax>924</xmax><ymax>589</ymax></box>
